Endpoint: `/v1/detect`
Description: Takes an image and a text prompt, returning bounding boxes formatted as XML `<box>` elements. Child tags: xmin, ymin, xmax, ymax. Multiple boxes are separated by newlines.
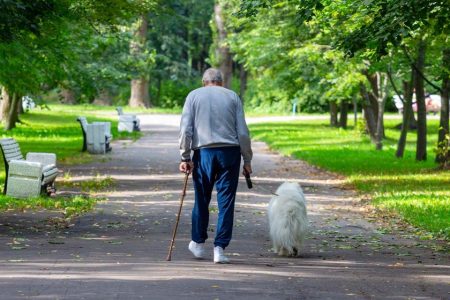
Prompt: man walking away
<box><xmin>179</xmin><ymin>68</ymin><xmax>253</xmax><ymax>264</ymax></box>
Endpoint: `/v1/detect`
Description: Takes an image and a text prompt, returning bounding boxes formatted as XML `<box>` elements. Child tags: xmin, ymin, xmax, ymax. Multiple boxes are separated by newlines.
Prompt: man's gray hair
<box><xmin>202</xmin><ymin>68</ymin><xmax>223</xmax><ymax>83</ymax></box>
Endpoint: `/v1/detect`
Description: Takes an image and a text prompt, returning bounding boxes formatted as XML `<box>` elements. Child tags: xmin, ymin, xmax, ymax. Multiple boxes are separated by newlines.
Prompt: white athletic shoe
<box><xmin>213</xmin><ymin>246</ymin><xmax>230</xmax><ymax>264</ymax></box>
<box><xmin>188</xmin><ymin>241</ymin><xmax>205</xmax><ymax>259</ymax></box>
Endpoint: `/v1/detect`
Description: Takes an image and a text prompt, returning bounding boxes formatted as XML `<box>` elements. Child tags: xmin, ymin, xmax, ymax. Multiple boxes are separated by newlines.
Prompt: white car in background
<box><xmin>393</xmin><ymin>94</ymin><xmax>442</xmax><ymax>114</ymax></box>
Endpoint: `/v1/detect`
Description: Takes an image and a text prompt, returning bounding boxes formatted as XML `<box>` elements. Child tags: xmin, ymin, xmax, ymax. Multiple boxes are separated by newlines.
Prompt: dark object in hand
<box><xmin>245</xmin><ymin>173</ymin><xmax>253</xmax><ymax>189</ymax></box>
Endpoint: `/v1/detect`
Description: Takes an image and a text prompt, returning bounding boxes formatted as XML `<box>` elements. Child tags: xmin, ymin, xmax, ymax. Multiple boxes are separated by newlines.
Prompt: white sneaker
<box><xmin>213</xmin><ymin>246</ymin><xmax>230</xmax><ymax>264</ymax></box>
<box><xmin>188</xmin><ymin>241</ymin><xmax>205</xmax><ymax>259</ymax></box>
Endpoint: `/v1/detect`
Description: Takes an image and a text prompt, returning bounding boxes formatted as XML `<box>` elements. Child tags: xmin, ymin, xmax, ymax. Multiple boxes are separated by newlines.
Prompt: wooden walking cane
<box><xmin>166</xmin><ymin>172</ymin><xmax>190</xmax><ymax>261</ymax></box>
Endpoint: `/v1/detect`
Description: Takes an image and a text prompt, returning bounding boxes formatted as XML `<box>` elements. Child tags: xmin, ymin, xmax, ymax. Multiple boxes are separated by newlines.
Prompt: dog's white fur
<box><xmin>268</xmin><ymin>182</ymin><xmax>308</xmax><ymax>256</ymax></box>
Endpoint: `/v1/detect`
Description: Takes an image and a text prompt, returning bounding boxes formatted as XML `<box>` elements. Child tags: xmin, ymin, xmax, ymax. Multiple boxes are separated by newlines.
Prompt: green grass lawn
<box><xmin>0</xmin><ymin>104</ymin><xmax>138</xmax><ymax>215</ymax></box>
<box><xmin>249</xmin><ymin>119</ymin><xmax>450</xmax><ymax>239</ymax></box>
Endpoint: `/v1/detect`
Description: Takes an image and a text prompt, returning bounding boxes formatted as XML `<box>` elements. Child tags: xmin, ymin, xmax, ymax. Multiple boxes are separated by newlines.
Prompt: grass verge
<box><xmin>249</xmin><ymin>119</ymin><xmax>449</xmax><ymax>240</ymax></box>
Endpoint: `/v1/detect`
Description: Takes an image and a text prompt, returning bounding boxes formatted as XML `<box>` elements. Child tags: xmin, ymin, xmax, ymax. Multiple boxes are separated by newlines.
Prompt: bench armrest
<box><xmin>26</xmin><ymin>152</ymin><xmax>57</xmax><ymax>167</ymax></box>
<box><xmin>9</xmin><ymin>160</ymin><xmax>42</xmax><ymax>178</ymax></box>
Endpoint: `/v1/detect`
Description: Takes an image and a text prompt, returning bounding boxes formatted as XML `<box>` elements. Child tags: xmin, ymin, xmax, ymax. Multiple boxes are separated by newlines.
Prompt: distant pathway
<box><xmin>0</xmin><ymin>114</ymin><xmax>448</xmax><ymax>299</ymax></box>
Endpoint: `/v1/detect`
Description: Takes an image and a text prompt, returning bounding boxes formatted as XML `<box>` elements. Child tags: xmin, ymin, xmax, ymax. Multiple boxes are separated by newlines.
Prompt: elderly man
<box><xmin>179</xmin><ymin>68</ymin><xmax>253</xmax><ymax>264</ymax></box>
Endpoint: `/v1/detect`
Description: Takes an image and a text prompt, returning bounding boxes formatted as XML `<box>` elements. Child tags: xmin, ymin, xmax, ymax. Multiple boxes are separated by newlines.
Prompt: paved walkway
<box><xmin>0</xmin><ymin>115</ymin><xmax>448</xmax><ymax>299</ymax></box>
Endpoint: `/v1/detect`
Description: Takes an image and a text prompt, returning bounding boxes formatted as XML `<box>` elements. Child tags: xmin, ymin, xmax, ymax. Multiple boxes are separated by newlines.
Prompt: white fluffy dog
<box><xmin>268</xmin><ymin>182</ymin><xmax>308</xmax><ymax>256</ymax></box>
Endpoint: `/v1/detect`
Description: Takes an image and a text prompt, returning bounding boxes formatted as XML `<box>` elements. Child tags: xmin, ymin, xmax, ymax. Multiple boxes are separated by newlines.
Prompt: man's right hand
<box><xmin>179</xmin><ymin>161</ymin><xmax>194</xmax><ymax>174</ymax></box>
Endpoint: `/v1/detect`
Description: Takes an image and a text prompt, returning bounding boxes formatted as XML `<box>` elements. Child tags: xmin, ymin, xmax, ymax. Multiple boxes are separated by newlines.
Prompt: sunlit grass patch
<box><xmin>0</xmin><ymin>195</ymin><xmax>97</xmax><ymax>218</ymax></box>
<box><xmin>373</xmin><ymin>193</ymin><xmax>450</xmax><ymax>237</ymax></box>
<box><xmin>59</xmin><ymin>174</ymin><xmax>116</xmax><ymax>193</ymax></box>
<box><xmin>249</xmin><ymin>119</ymin><xmax>449</xmax><ymax>239</ymax></box>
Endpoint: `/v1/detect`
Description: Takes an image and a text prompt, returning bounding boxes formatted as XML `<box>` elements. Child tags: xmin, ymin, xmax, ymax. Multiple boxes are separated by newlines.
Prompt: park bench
<box><xmin>76</xmin><ymin>117</ymin><xmax>112</xmax><ymax>154</ymax></box>
<box><xmin>0</xmin><ymin>138</ymin><xmax>58</xmax><ymax>198</ymax></box>
<box><xmin>116</xmin><ymin>107</ymin><xmax>141</xmax><ymax>132</ymax></box>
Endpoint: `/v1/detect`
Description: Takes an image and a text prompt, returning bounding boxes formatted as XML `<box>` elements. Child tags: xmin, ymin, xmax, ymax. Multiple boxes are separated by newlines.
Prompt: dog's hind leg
<box><xmin>279</xmin><ymin>247</ymin><xmax>288</xmax><ymax>256</ymax></box>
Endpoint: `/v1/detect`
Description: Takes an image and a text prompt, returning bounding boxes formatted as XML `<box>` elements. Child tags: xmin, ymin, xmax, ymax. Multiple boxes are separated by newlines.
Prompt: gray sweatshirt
<box><xmin>179</xmin><ymin>86</ymin><xmax>253</xmax><ymax>164</ymax></box>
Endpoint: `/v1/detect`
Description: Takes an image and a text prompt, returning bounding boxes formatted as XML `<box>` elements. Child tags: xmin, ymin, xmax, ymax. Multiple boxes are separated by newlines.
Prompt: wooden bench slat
<box><xmin>5</xmin><ymin>154</ymin><xmax>24</xmax><ymax>161</ymax></box>
<box><xmin>1</xmin><ymin>142</ymin><xmax>20</xmax><ymax>149</ymax></box>
<box><xmin>3</xmin><ymin>148</ymin><xmax>21</xmax><ymax>154</ymax></box>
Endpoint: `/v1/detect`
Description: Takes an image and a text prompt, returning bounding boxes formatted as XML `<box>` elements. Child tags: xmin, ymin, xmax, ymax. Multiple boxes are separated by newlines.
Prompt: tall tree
<box><xmin>394</xmin><ymin>67</ymin><xmax>415</xmax><ymax>158</ymax></box>
<box><xmin>0</xmin><ymin>0</ymin><xmax>158</xmax><ymax>129</ymax></box>
<box><xmin>414</xmin><ymin>41</ymin><xmax>427</xmax><ymax>161</ymax></box>
<box><xmin>129</xmin><ymin>14</ymin><xmax>151</xmax><ymax>108</ymax></box>
<box><xmin>213</xmin><ymin>1</ymin><xmax>233</xmax><ymax>89</ymax></box>
<box><xmin>436</xmin><ymin>48</ymin><xmax>450</xmax><ymax>164</ymax></box>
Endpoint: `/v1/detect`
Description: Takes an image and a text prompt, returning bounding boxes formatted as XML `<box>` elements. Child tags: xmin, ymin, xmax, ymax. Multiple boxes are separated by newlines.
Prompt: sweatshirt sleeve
<box><xmin>235</xmin><ymin>95</ymin><xmax>253</xmax><ymax>164</ymax></box>
<box><xmin>179</xmin><ymin>95</ymin><xmax>194</xmax><ymax>160</ymax></box>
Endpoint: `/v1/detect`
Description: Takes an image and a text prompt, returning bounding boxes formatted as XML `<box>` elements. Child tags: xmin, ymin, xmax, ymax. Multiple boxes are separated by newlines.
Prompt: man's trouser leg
<box><xmin>213</xmin><ymin>147</ymin><xmax>241</xmax><ymax>249</ymax></box>
<box><xmin>191</xmin><ymin>149</ymin><xmax>214</xmax><ymax>243</ymax></box>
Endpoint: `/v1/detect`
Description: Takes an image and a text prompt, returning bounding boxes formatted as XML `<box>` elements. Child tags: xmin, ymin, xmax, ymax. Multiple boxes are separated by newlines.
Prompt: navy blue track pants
<box><xmin>191</xmin><ymin>146</ymin><xmax>241</xmax><ymax>249</ymax></box>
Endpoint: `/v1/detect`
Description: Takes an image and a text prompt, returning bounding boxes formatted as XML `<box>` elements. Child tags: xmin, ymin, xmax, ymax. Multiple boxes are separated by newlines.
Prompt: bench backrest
<box><xmin>0</xmin><ymin>138</ymin><xmax>25</xmax><ymax>194</ymax></box>
<box><xmin>76</xmin><ymin>117</ymin><xmax>88</xmax><ymax>151</ymax></box>
<box><xmin>0</xmin><ymin>138</ymin><xmax>24</xmax><ymax>165</ymax></box>
<box><xmin>116</xmin><ymin>107</ymin><xmax>124</xmax><ymax>115</ymax></box>
<box><xmin>77</xmin><ymin>116</ymin><xmax>88</xmax><ymax>132</ymax></box>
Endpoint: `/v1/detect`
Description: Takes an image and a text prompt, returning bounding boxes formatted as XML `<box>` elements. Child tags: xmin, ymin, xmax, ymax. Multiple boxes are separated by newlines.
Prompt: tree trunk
<box><xmin>1</xmin><ymin>87</ymin><xmax>11</xmax><ymax>121</ymax></box>
<box><xmin>364</xmin><ymin>71</ymin><xmax>380</xmax><ymax>124</ymax></box>
<box><xmin>396</xmin><ymin>73</ymin><xmax>414</xmax><ymax>158</ymax></box>
<box><xmin>60</xmin><ymin>88</ymin><xmax>76</xmax><ymax>104</ymax></box>
<box><xmin>4</xmin><ymin>92</ymin><xmax>21</xmax><ymax>130</ymax></box>
<box><xmin>360</xmin><ymin>84</ymin><xmax>377</xmax><ymax>143</ymax></box>
<box><xmin>408</xmin><ymin>106</ymin><xmax>418</xmax><ymax>129</ymax></box>
<box><xmin>339</xmin><ymin>100</ymin><xmax>349</xmax><ymax>129</ymax></box>
<box><xmin>129</xmin><ymin>14</ymin><xmax>150</xmax><ymax>108</ymax></box>
<box><xmin>329</xmin><ymin>102</ymin><xmax>338</xmax><ymax>127</ymax></box>
<box><xmin>436</xmin><ymin>48</ymin><xmax>450</xmax><ymax>164</ymax></box>
<box><xmin>17</xmin><ymin>96</ymin><xmax>24</xmax><ymax>115</ymax></box>
<box><xmin>214</xmin><ymin>3</ymin><xmax>233</xmax><ymax>89</ymax></box>
<box><xmin>415</xmin><ymin>41</ymin><xmax>427</xmax><ymax>161</ymax></box>
<box><xmin>93</xmin><ymin>89</ymin><xmax>112</xmax><ymax>106</ymax></box>
<box><xmin>239</xmin><ymin>64</ymin><xmax>247</xmax><ymax>102</ymax></box>
<box><xmin>375</xmin><ymin>72</ymin><xmax>388</xmax><ymax>150</ymax></box>
<box><xmin>352</xmin><ymin>95</ymin><xmax>358</xmax><ymax>127</ymax></box>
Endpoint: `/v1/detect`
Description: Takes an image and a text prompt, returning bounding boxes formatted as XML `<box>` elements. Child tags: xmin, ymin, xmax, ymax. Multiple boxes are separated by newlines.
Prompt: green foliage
<box><xmin>334</xmin><ymin>0</ymin><xmax>450</xmax><ymax>57</ymax></box>
<box><xmin>146</xmin><ymin>0</ymin><xmax>214</xmax><ymax>104</ymax></box>
<box><xmin>249</xmin><ymin>119</ymin><xmax>450</xmax><ymax>239</ymax></box>
<box><xmin>226</xmin><ymin>0</ymin><xmax>367</xmax><ymax>113</ymax></box>
<box><xmin>0</xmin><ymin>0</ymin><xmax>59</xmax><ymax>42</ymax></box>
<box><xmin>151</xmin><ymin>79</ymin><xmax>200</xmax><ymax>108</ymax></box>
<box><xmin>0</xmin><ymin>0</ymin><xmax>160</xmax><ymax>104</ymax></box>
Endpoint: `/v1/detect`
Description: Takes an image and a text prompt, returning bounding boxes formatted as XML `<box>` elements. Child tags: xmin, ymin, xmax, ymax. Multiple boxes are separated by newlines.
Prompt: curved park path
<box><xmin>0</xmin><ymin>114</ymin><xmax>448</xmax><ymax>299</ymax></box>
